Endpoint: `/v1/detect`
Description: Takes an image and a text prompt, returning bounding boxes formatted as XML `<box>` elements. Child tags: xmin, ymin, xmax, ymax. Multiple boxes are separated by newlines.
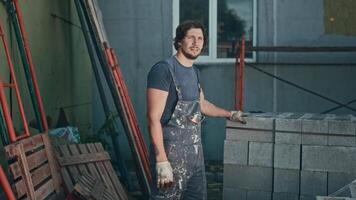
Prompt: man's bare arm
<box><xmin>147</xmin><ymin>88</ymin><xmax>169</xmax><ymax>162</ymax></box>
<box><xmin>200</xmin><ymin>90</ymin><xmax>231</xmax><ymax>118</ymax></box>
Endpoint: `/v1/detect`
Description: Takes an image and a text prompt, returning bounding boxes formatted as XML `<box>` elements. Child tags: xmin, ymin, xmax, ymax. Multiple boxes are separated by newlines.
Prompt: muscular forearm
<box><xmin>200</xmin><ymin>99</ymin><xmax>231</xmax><ymax>118</ymax></box>
<box><xmin>148</xmin><ymin>120</ymin><xmax>167</xmax><ymax>162</ymax></box>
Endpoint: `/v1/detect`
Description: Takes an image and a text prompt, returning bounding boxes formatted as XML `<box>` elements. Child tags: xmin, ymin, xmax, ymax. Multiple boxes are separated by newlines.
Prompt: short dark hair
<box><xmin>174</xmin><ymin>20</ymin><xmax>207</xmax><ymax>50</ymax></box>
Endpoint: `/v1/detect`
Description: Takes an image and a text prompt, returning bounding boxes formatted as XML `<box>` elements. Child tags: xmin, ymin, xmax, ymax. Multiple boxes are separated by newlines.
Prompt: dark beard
<box><xmin>181</xmin><ymin>48</ymin><xmax>201</xmax><ymax>60</ymax></box>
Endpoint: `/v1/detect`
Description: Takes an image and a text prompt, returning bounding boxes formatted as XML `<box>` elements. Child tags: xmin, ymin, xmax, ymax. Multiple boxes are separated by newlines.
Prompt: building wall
<box><xmin>95</xmin><ymin>0</ymin><xmax>172</xmax><ymax>160</ymax></box>
<box><xmin>98</xmin><ymin>0</ymin><xmax>356</xmax><ymax>161</ymax></box>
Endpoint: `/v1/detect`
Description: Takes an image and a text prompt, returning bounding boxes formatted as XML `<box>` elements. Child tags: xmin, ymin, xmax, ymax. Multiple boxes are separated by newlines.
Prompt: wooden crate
<box><xmin>55</xmin><ymin>143</ymin><xmax>128</xmax><ymax>200</ymax></box>
<box><xmin>4</xmin><ymin>134</ymin><xmax>63</xmax><ymax>200</ymax></box>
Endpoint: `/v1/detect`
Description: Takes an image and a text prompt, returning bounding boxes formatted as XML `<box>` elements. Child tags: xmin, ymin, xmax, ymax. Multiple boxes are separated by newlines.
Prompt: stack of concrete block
<box><xmin>224</xmin><ymin>113</ymin><xmax>356</xmax><ymax>200</ymax></box>
<box><xmin>224</xmin><ymin>112</ymin><xmax>275</xmax><ymax>200</ymax></box>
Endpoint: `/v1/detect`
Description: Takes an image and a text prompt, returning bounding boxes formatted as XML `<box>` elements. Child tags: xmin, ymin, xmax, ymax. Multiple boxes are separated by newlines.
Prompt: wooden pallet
<box><xmin>72</xmin><ymin>173</ymin><xmax>116</xmax><ymax>200</ymax></box>
<box><xmin>55</xmin><ymin>143</ymin><xmax>128</xmax><ymax>200</ymax></box>
<box><xmin>4</xmin><ymin>134</ymin><xmax>63</xmax><ymax>200</ymax></box>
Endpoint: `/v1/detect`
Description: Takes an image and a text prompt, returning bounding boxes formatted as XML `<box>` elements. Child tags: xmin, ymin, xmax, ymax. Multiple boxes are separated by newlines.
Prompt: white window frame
<box><xmin>172</xmin><ymin>0</ymin><xmax>257</xmax><ymax>64</ymax></box>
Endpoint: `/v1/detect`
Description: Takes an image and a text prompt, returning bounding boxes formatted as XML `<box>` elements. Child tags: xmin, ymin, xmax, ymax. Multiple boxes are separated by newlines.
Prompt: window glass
<box><xmin>179</xmin><ymin>0</ymin><xmax>209</xmax><ymax>55</ymax></box>
<box><xmin>217</xmin><ymin>0</ymin><xmax>253</xmax><ymax>58</ymax></box>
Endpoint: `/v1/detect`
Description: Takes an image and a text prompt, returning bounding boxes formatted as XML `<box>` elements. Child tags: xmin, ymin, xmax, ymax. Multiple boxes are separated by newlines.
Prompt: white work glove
<box><xmin>156</xmin><ymin>161</ymin><xmax>173</xmax><ymax>188</ymax></box>
<box><xmin>229</xmin><ymin>110</ymin><xmax>247</xmax><ymax>124</ymax></box>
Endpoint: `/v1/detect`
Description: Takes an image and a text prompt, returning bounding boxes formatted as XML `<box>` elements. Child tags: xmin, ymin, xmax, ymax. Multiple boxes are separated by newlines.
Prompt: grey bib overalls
<box><xmin>151</xmin><ymin>58</ymin><xmax>207</xmax><ymax>200</ymax></box>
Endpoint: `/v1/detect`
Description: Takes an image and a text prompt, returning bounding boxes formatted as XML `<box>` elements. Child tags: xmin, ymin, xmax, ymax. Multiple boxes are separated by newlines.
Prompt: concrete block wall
<box><xmin>224</xmin><ymin>113</ymin><xmax>356</xmax><ymax>200</ymax></box>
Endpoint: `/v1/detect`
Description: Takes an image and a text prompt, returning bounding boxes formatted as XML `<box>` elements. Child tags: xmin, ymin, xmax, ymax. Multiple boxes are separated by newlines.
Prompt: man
<box><xmin>147</xmin><ymin>20</ymin><xmax>245</xmax><ymax>199</ymax></box>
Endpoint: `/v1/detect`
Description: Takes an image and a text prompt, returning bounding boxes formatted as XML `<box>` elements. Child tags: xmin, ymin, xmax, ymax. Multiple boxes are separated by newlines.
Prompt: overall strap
<box><xmin>193</xmin><ymin>66</ymin><xmax>201</xmax><ymax>94</ymax></box>
<box><xmin>164</xmin><ymin>57</ymin><xmax>183</xmax><ymax>100</ymax></box>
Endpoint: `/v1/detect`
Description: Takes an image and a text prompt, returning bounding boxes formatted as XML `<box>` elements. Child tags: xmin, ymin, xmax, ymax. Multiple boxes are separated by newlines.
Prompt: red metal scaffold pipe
<box><xmin>104</xmin><ymin>46</ymin><xmax>152</xmax><ymax>183</ymax></box>
<box><xmin>0</xmin><ymin>166</ymin><xmax>16</xmax><ymax>200</ymax></box>
<box><xmin>235</xmin><ymin>36</ymin><xmax>245</xmax><ymax>111</ymax></box>
<box><xmin>0</xmin><ymin>20</ymin><xmax>30</xmax><ymax>142</ymax></box>
<box><xmin>12</xmin><ymin>0</ymin><xmax>48</xmax><ymax>131</ymax></box>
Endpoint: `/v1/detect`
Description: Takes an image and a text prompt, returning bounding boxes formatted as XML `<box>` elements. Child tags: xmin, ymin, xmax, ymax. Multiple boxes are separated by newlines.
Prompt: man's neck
<box><xmin>175</xmin><ymin>52</ymin><xmax>194</xmax><ymax>67</ymax></box>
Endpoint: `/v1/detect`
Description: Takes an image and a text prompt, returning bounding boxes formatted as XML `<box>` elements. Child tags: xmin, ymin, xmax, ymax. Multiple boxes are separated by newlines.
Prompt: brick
<box><xmin>249</xmin><ymin>142</ymin><xmax>273</xmax><ymax>167</ymax></box>
<box><xmin>226</xmin><ymin>115</ymin><xmax>274</xmax><ymax>130</ymax></box>
<box><xmin>224</xmin><ymin>164</ymin><xmax>273</xmax><ymax>191</ymax></box>
<box><xmin>329</xmin><ymin>120</ymin><xmax>356</xmax><ymax>136</ymax></box>
<box><xmin>274</xmin><ymin>144</ymin><xmax>301</xmax><ymax>170</ymax></box>
<box><xmin>226</xmin><ymin>129</ymin><xmax>274</xmax><ymax>142</ymax></box>
<box><xmin>301</xmin><ymin>133</ymin><xmax>328</xmax><ymax>145</ymax></box>
<box><xmin>300</xmin><ymin>170</ymin><xmax>327</xmax><ymax>196</ymax></box>
<box><xmin>328</xmin><ymin>172</ymin><xmax>356</xmax><ymax>196</ymax></box>
<box><xmin>223</xmin><ymin>187</ymin><xmax>246</xmax><ymax>200</ymax></box>
<box><xmin>247</xmin><ymin>190</ymin><xmax>272</xmax><ymax>200</ymax></box>
<box><xmin>302</xmin><ymin>145</ymin><xmax>356</xmax><ymax>172</ymax></box>
<box><xmin>273</xmin><ymin>169</ymin><xmax>300</xmax><ymax>193</ymax></box>
<box><xmin>275</xmin><ymin>132</ymin><xmax>301</xmax><ymax>144</ymax></box>
<box><xmin>224</xmin><ymin>140</ymin><xmax>248</xmax><ymax>165</ymax></box>
<box><xmin>272</xmin><ymin>192</ymin><xmax>299</xmax><ymax>200</ymax></box>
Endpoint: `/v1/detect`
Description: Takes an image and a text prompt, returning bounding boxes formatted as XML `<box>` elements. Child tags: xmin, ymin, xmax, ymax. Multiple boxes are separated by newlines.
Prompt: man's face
<box><xmin>178</xmin><ymin>28</ymin><xmax>204</xmax><ymax>60</ymax></box>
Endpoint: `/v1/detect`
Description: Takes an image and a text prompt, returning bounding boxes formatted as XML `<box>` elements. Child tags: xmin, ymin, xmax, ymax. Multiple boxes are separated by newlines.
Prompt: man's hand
<box><xmin>229</xmin><ymin>110</ymin><xmax>247</xmax><ymax>124</ymax></box>
<box><xmin>156</xmin><ymin>161</ymin><xmax>173</xmax><ymax>188</ymax></box>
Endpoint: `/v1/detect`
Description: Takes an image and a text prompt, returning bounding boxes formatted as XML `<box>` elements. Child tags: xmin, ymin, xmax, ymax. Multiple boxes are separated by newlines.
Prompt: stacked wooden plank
<box><xmin>4</xmin><ymin>134</ymin><xmax>63</xmax><ymax>200</ymax></box>
<box><xmin>55</xmin><ymin>143</ymin><xmax>128</xmax><ymax>200</ymax></box>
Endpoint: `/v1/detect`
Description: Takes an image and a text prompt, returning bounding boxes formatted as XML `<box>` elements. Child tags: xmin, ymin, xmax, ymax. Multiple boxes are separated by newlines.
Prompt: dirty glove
<box><xmin>156</xmin><ymin>161</ymin><xmax>173</xmax><ymax>188</ymax></box>
<box><xmin>229</xmin><ymin>110</ymin><xmax>247</xmax><ymax>124</ymax></box>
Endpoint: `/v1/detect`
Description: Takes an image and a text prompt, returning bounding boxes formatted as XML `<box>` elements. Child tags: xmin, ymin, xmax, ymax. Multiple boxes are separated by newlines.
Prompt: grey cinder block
<box><xmin>224</xmin><ymin>164</ymin><xmax>273</xmax><ymax>191</ymax></box>
<box><xmin>329</xmin><ymin>120</ymin><xmax>356</xmax><ymax>136</ymax></box>
<box><xmin>275</xmin><ymin>132</ymin><xmax>301</xmax><ymax>144</ymax></box>
<box><xmin>226</xmin><ymin>115</ymin><xmax>274</xmax><ymax>130</ymax></box>
<box><xmin>328</xmin><ymin>135</ymin><xmax>356</xmax><ymax>147</ymax></box>
<box><xmin>302</xmin><ymin>145</ymin><xmax>356</xmax><ymax>172</ymax></box>
<box><xmin>301</xmin><ymin>133</ymin><xmax>328</xmax><ymax>145</ymax></box>
<box><xmin>247</xmin><ymin>190</ymin><xmax>272</xmax><ymax>200</ymax></box>
<box><xmin>299</xmin><ymin>195</ymin><xmax>315</xmax><ymax>200</ymax></box>
<box><xmin>316</xmin><ymin>197</ymin><xmax>356</xmax><ymax>200</ymax></box>
<box><xmin>302</xmin><ymin>119</ymin><xmax>328</xmax><ymax>134</ymax></box>
<box><xmin>223</xmin><ymin>187</ymin><xmax>246</xmax><ymax>200</ymax></box>
<box><xmin>249</xmin><ymin>142</ymin><xmax>274</xmax><ymax>167</ymax></box>
<box><xmin>273</xmin><ymin>169</ymin><xmax>300</xmax><ymax>193</ymax></box>
<box><xmin>275</xmin><ymin>117</ymin><xmax>302</xmax><ymax>132</ymax></box>
<box><xmin>274</xmin><ymin>144</ymin><xmax>301</xmax><ymax>170</ymax></box>
<box><xmin>300</xmin><ymin>170</ymin><xmax>327</xmax><ymax>196</ymax></box>
<box><xmin>224</xmin><ymin>140</ymin><xmax>248</xmax><ymax>165</ymax></box>
<box><xmin>328</xmin><ymin>172</ymin><xmax>356</xmax><ymax>196</ymax></box>
<box><xmin>226</xmin><ymin>128</ymin><xmax>274</xmax><ymax>142</ymax></box>
<box><xmin>272</xmin><ymin>192</ymin><xmax>299</xmax><ymax>200</ymax></box>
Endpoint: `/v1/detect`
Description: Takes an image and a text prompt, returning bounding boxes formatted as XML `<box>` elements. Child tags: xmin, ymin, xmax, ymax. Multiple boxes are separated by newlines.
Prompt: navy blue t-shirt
<box><xmin>147</xmin><ymin>56</ymin><xmax>201</xmax><ymax>125</ymax></box>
